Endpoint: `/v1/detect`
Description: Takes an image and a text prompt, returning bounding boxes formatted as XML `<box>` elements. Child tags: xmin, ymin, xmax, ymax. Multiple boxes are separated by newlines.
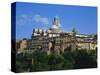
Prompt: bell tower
<box><xmin>53</xmin><ymin>16</ymin><xmax>59</xmax><ymax>26</ymax></box>
<box><xmin>51</xmin><ymin>16</ymin><xmax>60</xmax><ymax>33</ymax></box>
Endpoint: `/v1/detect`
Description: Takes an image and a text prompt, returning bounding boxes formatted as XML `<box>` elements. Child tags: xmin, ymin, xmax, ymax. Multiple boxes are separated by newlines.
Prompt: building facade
<box><xmin>16</xmin><ymin>17</ymin><xmax>97</xmax><ymax>54</ymax></box>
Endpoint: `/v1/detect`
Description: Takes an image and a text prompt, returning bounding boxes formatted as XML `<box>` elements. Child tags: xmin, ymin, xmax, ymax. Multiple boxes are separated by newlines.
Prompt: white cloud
<box><xmin>33</xmin><ymin>15</ymin><xmax>41</xmax><ymax>22</ymax></box>
<box><xmin>16</xmin><ymin>14</ymin><xmax>32</xmax><ymax>26</ymax></box>
<box><xmin>41</xmin><ymin>17</ymin><xmax>49</xmax><ymax>25</ymax></box>
<box><xmin>16</xmin><ymin>14</ymin><xmax>27</xmax><ymax>26</ymax></box>
<box><xmin>33</xmin><ymin>14</ymin><xmax>49</xmax><ymax>25</ymax></box>
<box><xmin>16</xmin><ymin>14</ymin><xmax>49</xmax><ymax>26</ymax></box>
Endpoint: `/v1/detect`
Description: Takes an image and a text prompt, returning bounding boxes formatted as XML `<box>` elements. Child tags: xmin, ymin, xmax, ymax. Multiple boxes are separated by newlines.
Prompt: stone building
<box><xmin>16</xmin><ymin>17</ymin><xmax>97</xmax><ymax>54</ymax></box>
<box><xmin>16</xmin><ymin>38</ymin><xmax>29</xmax><ymax>53</ymax></box>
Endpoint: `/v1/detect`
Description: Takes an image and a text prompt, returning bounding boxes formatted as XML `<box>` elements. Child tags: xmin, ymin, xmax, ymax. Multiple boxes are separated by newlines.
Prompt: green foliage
<box><xmin>31</xmin><ymin>50</ymin><xmax>49</xmax><ymax>71</ymax></box>
<box><xmin>73</xmin><ymin>50</ymin><xmax>97</xmax><ymax>69</ymax></box>
<box><xmin>48</xmin><ymin>54</ymin><xmax>65</xmax><ymax>70</ymax></box>
<box><xmin>62</xmin><ymin>51</ymin><xmax>75</xmax><ymax>69</ymax></box>
<box><xmin>16</xmin><ymin>48</ymin><xmax>97</xmax><ymax>72</ymax></box>
<box><xmin>16</xmin><ymin>53</ymin><xmax>32</xmax><ymax>72</ymax></box>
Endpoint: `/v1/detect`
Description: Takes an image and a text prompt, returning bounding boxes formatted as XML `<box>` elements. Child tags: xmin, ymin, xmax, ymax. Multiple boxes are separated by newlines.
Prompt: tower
<box><xmin>53</xmin><ymin>16</ymin><xmax>59</xmax><ymax>26</ymax></box>
<box><xmin>51</xmin><ymin>16</ymin><xmax>60</xmax><ymax>33</ymax></box>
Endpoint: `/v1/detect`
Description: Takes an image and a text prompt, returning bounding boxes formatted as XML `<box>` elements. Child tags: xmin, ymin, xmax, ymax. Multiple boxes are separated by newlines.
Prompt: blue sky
<box><xmin>15</xmin><ymin>2</ymin><xmax>97</xmax><ymax>39</ymax></box>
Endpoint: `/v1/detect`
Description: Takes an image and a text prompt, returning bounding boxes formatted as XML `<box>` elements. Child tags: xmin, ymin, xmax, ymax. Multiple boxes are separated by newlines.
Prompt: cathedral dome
<box><xmin>51</xmin><ymin>25</ymin><xmax>58</xmax><ymax>29</ymax></box>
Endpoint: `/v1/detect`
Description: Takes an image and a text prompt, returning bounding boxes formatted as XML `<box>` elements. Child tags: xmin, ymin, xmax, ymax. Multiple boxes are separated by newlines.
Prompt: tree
<box><xmin>16</xmin><ymin>53</ymin><xmax>32</xmax><ymax>72</ymax></box>
<box><xmin>30</xmin><ymin>50</ymin><xmax>49</xmax><ymax>72</ymax></box>
<box><xmin>62</xmin><ymin>50</ymin><xmax>75</xmax><ymax>69</ymax></box>
<box><xmin>93</xmin><ymin>34</ymin><xmax>97</xmax><ymax>41</ymax></box>
<box><xmin>73</xmin><ymin>50</ymin><xmax>97</xmax><ymax>69</ymax></box>
<box><xmin>48</xmin><ymin>54</ymin><xmax>65</xmax><ymax>70</ymax></box>
<box><xmin>16</xmin><ymin>48</ymin><xmax>97</xmax><ymax>72</ymax></box>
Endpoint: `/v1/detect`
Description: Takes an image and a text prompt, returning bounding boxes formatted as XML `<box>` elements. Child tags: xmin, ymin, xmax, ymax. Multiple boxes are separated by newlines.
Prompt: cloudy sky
<box><xmin>13</xmin><ymin>2</ymin><xmax>97</xmax><ymax>39</ymax></box>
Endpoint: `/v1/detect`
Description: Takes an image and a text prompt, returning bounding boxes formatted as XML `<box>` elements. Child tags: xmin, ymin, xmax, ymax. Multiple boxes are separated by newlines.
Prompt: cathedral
<box><xmin>16</xmin><ymin>17</ymin><xmax>97</xmax><ymax>55</ymax></box>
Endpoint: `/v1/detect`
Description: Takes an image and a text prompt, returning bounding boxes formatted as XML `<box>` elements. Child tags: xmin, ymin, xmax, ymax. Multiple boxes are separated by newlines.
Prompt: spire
<box><xmin>53</xmin><ymin>16</ymin><xmax>59</xmax><ymax>26</ymax></box>
<box><xmin>51</xmin><ymin>16</ymin><xmax>60</xmax><ymax>33</ymax></box>
<box><xmin>72</xmin><ymin>27</ymin><xmax>77</xmax><ymax>34</ymax></box>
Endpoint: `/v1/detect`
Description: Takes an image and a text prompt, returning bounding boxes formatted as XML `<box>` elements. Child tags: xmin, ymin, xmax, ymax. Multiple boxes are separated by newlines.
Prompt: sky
<box><xmin>14</xmin><ymin>2</ymin><xmax>97</xmax><ymax>39</ymax></box>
